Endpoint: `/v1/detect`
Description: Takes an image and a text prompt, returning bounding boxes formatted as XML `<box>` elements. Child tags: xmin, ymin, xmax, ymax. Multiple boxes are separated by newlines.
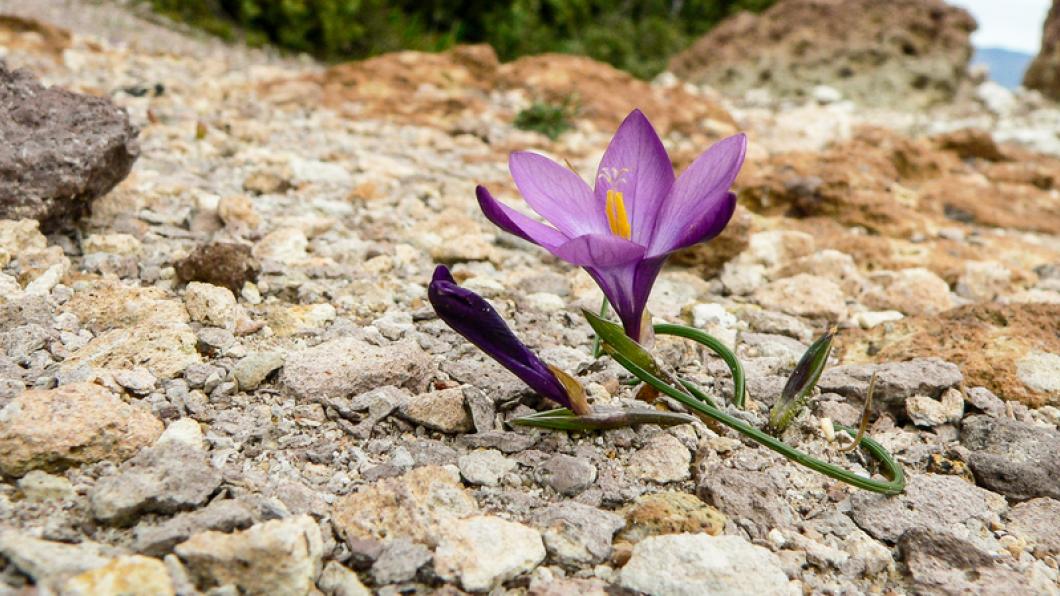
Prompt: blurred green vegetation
<box><xmin>148</xmin><ymin>0</ymin><xmax>775</xmax><ymax>79</ymax></box>
<box><xmin>514</xmin><ymin>98</ymin><xmax>578</xmax><ymax>139</ymax></box>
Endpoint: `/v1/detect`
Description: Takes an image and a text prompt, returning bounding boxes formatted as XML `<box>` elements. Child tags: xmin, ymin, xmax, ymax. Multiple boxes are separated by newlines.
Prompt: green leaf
<box><xmin>769</xmin><ymin>327</ymin><xmax>836</xmax><ymax>433</ymax></box>
<box><xmin>582</xmin><ymin>308</ymin><xmax>661</xmax><ymax>376</ymax></box>
<box><xmin>511</xmin><ymin>408</ymin><xmax>694</xmax><ymax>431</ymax></box>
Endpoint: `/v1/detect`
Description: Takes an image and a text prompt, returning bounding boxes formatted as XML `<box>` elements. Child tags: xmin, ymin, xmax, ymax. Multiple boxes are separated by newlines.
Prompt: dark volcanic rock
<box><xmin>175</xmin><ymin>242</ymin><xmax>261</xmax><ymax>293</ymax></box>
<box><xmin>0</xmin><ymin>63</ymin><xmax>139</xmax><ymax>230</ymax></box>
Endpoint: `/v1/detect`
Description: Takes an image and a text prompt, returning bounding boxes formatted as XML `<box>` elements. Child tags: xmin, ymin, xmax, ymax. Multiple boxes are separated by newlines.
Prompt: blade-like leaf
<box><xmin>769</xmin><ymin>327</ymin><xmax>836</xmax><ymax>433</ymax></box>
<box><xmin>583</xmin><ymin>308</ymin><xmax>661</xmax><ymax>377</ymax></box>
<box><xmin>511</xmin><ymin>407</ymin><xmax>694</xmax><ymax>431</ymax></box>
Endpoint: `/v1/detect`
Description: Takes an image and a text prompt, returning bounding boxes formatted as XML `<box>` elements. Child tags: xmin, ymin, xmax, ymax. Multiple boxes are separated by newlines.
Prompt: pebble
<box><xmin>533</xmin><ymin>502</ymin><xmax>625</xmax><ymax>567</ymax></box>
<box><xmin>458</xmin><ymin>448</ymin><xmax>517</xmax><ymax>486</ymax></box>
<box><xmin>16</xmin><ymin>470</ymin><xmax>75</xmax><ymax>501</ymax></box>
<box><xmin>399</xmin><ymin>387</ymin><xmax>474</xmax><ymax>433</ymax></box>
<box><xmin>535</xmin><ymin>454</ymin><xmax>597</xmax><ymax>495</ymax></box>
<box><xmin>753</xmin><ymin>274</ymin><xmax>848</xmax><ymax>321</ymax></box>
<box><xmin>370</xmin><ymin>539</ymin><xmax>432</xmax><ymax>584</ymax></box>
<box><xmin>184</xmin><ymin>282</ymin><xmax>238</xmax><ymax>328</ymax></box>
<box><xmin>175</xmin><ymin>515</ymin><xmax>323</xmax><ymax>595</ymax></box>
<box><xmin>281</xmin><ymin>337</ymin><xmax>431</xmax><ymax>399</ymax></box>
<box><xmin>317</xmin><ymin>561</ymin><xmax>371</xmax><ymax>596</ymax></box>
<box><xmin>232</xmin><ymin>351</ymin><xmax>285</xmax><ymax>391</ymax></box>
<box><xmin>1016</xmin><ymin>351</ymin><xmax>1060</xmax><ymax>395</ymax></box>
<box><xmin>62</xmin><ymin>555</ymin><xmax>175</xmax><ymax>596</ymax></box>
<box><xmin>628</xmin><ymin>433</ymin><xmax>691</xmax><ymax>483</ymax></box>
<box><xmin>906</xmin><ymin>387</ymin><xmax>964</xmax><ymax>426</ymax></box>
<box><xmin>433</xmin><ymin>515</ymin><xmax>546</xmax><ymax>592</ymax></box>
<box><xmin>619</xmin><ymin>533</ymin><xmax>791</xmax><ymax>596</ymax></box>
<box><xmin>617</xmin><ymin>491</ymin><xmax>726</xmax><ymax>543</ymax></box>
<box><xmin>961</xmin><ymin>415</ymin><xmax>1060</xmax><ymax>500</ymax></box>
<box><xmin>0</xmin><ymin>382</ymin><xmax>162</xmax><ymax>476</ymax></box>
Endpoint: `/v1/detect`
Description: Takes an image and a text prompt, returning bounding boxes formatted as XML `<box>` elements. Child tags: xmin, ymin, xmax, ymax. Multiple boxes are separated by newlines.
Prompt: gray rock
<box><xmin>90</xmin><ymin>442</ymin><xmax>222</xmax><ymax>525</ymax></box>
<box><xmin>134</xmin><ymin>499</ymin><xmax>256</xmax><ymax>556</ymax></box>
<box><xmin>1006</xmin><ymin>498</ymin><xmax>1060</xmax><ymax>557</ymax></box>
<box><xmin>232</xmin><ymin>351</ymin><xmax>284</xmax><ymax>391</ymax></box>
<box><xmin>195</xmin><ymin>327</ymin><xmax>234</xmax><ymax>355</ymax></box>
<box><xmin>0</xmin><ymin>64</ymin><xmax>139</xmax><ymax>230</ymax></box>
<box><xmin>458</xmin><ymin>449</ymin><xmax>517</xmax><ymax>486</ymax></box>
<box><xmin>619</xmin><ymin>533</ymin><xmax>791</xmax><ymax>596</ymax></box>
<box><xmin>964</xmin><ymin>386</ymin><xmax>1006</xmax><ymax>416</ymax></box>
<box><xmin>628</xmin><ymin>433</ymin><xmax>691</xmax><ymax>483</ymax></box>
<box><xmin>906</xmin><ymin>387</ymin><xmax>964</xmax><ymax>427</ymax></box>
<box><xmin>0</xmin><ymin>529</ymin><xmax>120</xmax><ymax>584</ymax></box>
<box><xmin>282</xmin><ymin>337</ymin><xmax>431</xmax><ymax>398</ymax></box>
<box><xmin>850</xmin><ymin>473</ymin><xmax>1007</xmax><ymax>542</ymax></box>
<box><xmin>114</xmin><ymin>367</ymin><xmax>158</xmax><ymax>396</ymax></box>
<box><xmin>698</xmin><ymin>466</ymin><xmax>796</xmax><ymax>535</ymax></box>
<box><xmin>370</xmin><ymin>539</ymin><xmax>431</xmax><ymax>584</ymax></box>
<box><xmin>463</xmin><ymin>385</ymin><xmax>496</xmax><ymax>432</ymax></box>
<box><xmin>961</xmin><ymin>415</ymin><xmax>1060</xmax><ymax>500</ymax></box>
<box><xmin>535</xmin><ymin>454</ymin><xmax>597</xmax><ymax>496</ymax></box>
<box><xmin>819</xmin><ymin>357</ymin><xmax>963</xmax><ymax>411</ymax></box>
<box><xmin>898</xmin><ymin>527</ymin><xmax>1032</xmax><ymax>595</ymax></box>
<box><xmin>533</xmin><ymin>502</ymin><xmax>624</xmax><ymax>567</ymax></box>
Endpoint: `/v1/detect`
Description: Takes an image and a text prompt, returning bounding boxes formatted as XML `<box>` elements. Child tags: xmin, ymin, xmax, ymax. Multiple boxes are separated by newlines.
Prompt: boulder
<box><xmin>1024</xmin><ymin>0</ymin><xmax>1060</xmax><ymax>100</ymax></box>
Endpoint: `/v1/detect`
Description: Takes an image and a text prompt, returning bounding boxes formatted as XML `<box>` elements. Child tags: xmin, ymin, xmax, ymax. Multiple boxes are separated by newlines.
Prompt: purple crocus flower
<box><xmin>428</xmin><ymin>265</ymin><xmax>590</xmax><ymax>415</ymax></box>
<box><xmin>477</xmin><ymin>109</ymin><xmax>746</xmax><ymax>341</ymax></box>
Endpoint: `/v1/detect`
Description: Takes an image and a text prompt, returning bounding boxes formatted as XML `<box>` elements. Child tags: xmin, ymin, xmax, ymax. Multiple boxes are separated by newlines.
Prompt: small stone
<box><xmin>174</xmin><ymin>243</ymin><xmax>260</xmax><ymax>293</ymax></box>
<box><xmin>114</xmin><ymin>367</ymin><xmax>157</xmax><ymax>396</ymax></box>
<box><xmin>458</xmin><ymin>449</ymin><xmax>517</xmax><ymax>486</ymax></box>
<box><xmin>1016</xmin><ymin>351</ymin><xmax>1060</xmax><ymax>396</ymax></box>
<box><xmin>134</xmin><ymin>499</ymin><xmax>256</xmax><ymax>556</ymax></box>
<box><xmin>963</xmin><ymin>386</ymin><xmax>1006</xmax><ymax>416</ymax></box>
<box><xmin>872</xmin><ymin>268</ymin><xmax>954</xmax><ymax>315</ymax></box>
<box><xmin>243</xmin><ymin>169</ymin><xmax>292</xmax><ymax>196</ymax></box>
<box><xmin>956</xmin><ymin>261</ymin><xmax>1012</xmax><ymax>302</ymax></box>
<box><xmin>433</xmin><ymin>515</ymin><xmax>546</xmax><ymax>592</ymax></box>
<box><xmin>318</xmin><ymin>561</ymin><xmax>370</xmax><ymax>596</ymax></box>
<box><xmin>697</xmin><ymin>467</ymin><xmax>794</xmax><ymax>533</ymax></box>
<box><xmin>253</xmin><ymin>227</ymin><xmax>308</xmax><ymax>263</ymax></box>
<box><xmin>691</xmin><ymin>303</ymin><xmax>738</xmax><ymax>329</ymax></box>
<box><xmin>90</xmin><ymin>441</ymin><xmax>222</xmax><ymax>526</ymax></box>
<box><xmin>156</xmin><ymin>418</ymin><xmax>206</xmax><ymax>450</ymax></box>
<box><xmin>175</xmin><ymin>515</ymin><xmax>323</xmax><ymax>595</ymax></box>
<box><xmin>282</xmin><ymin>337</ymin><xmax>431</xmax><ymax>399</ymax></box>
<box><xmin>62</xmin><ymin>555</ymin><xmax>174</xmax><ymax>596</ymax></box>
<box><xmin>371</xmin><ymin>539</ymin><xmax>432</xmax><ymax>584</ymax></box>
<box><xmin>82</xmin><ymin>233</ymin><xmax>141</xmax><ymax>256</ymax></box>
<box><xmin>619</xmin><ymin>533</ymin><xmax>790</xmax><ymax>596</ymax></box>
<box><xmin>217</xmin><ymin>195</ymin><xmax>261</xmax><ymax>232</ymax></box>
<box><xmin>399</xmin><ymin>387</ymin><xmax>473</xmax><ymax>433</ymax></box>
<box><xmin>533</xmin><ymin>502</ymin><xmax>625</xmax><ymax>567</ymax></box>
<box><xmin>628</xmin><ymin>433</ymin><xmax>691</xmax><ymax>483</ymax></box>
<box><xmin>906</xmin><ymin>388</ymin><xmax>964</xmax><ymax>426</ymax></box>
<box><xmin>960</xmin><ymin>415</ymin><xmax>1060</xmax><ymax>500</ymax></box>
<box><xmin>63</xmin><ymin>325</ymin><xmax>200</xmax><ymax>380</ymax></box>
<box><xmin>1006</xmin><ymin>498</ymin><xmax>1060</xmax><ymax>557</ymax></box>
<box><xmin>195</xmin><ymin>327</ymin><xmax>234</xmax><ymax>355</ymax></box>
<box><xmin>819</xmin><ymin>357</ymin><xmax>963</xmax><ymax>410</ymax></box>
<box><xmin>0</xmin><ymin>219</ymin><xmax>47</xmax><ymax>267</ymax></box>
<box><xmin>617</xmin><ymin>492</ymin><xmax>726</xmax><ymax>543</ymax></box>
<box><xmin>535</xmin><ymin>454</ymin><xmax>597</xmax><ymax>496</ymax></box>
<box><xmin>232</xmin><ymin>351</ymin><xmax>285</xmax><ymax>391</ymax></box>
<box><xmin>899</xmin><ymin>527</ymin><xmax>1031</xmax><ymax>594</ymax></box>
<box><xmin>184</xmin><ymin>282</ymin><xmax>238</xmax><ymax>328</ymax></box>
<box><xmin>0</xmin><ymin>382</ymin><xmax>162</xmax><ymax>476</ymax></box>
<box><xmin>17</xmin><ymin>470</ymin><xmax>75</xmax><ymax>501</ymax></box>
<box><xmin>332</xmin><ymin>466</ymin><xmax>479</xmax><ymax>546</ymax></box>
<box><xmin>753</xmin><ymin>274</ymin><xmax>848</xmax><ymax>321</ymax></box>
<box><xmin>524</xmin><ymin>292</ymin><xmax>566</xmax><ymax>312</ymax></box>
<box><xmin>850</xmin><ymin>472</ymin><xmax>1007</xmax><ymax>542</ymax></box>
<box><xmin>855</xmin><ymin>310</ymin><xmax>904</xmax><ymax>329</ymax></box>
<box><xmin>0</xmin><ymin>529</ymin><xmax>120</xmax><ymax>584</ymax></box>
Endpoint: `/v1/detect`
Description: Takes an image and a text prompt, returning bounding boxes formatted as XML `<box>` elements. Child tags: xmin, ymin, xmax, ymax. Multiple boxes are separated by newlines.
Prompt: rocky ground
<box><xmin>1</xmin><ymin>1</ymin><xmax>1059</xmax><ymax>594</ymax></box>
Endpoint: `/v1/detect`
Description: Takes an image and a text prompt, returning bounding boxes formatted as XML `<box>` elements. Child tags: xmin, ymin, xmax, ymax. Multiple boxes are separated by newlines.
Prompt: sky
<box><xmin>951</xmin><ymin>0</ymin><xmax>1052</xmax><ymax>54</ymax></box>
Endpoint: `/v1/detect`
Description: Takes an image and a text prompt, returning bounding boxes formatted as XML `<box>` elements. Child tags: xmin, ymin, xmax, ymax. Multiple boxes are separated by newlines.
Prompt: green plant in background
<box><xmin>514</xmin><ymin>98</ymin><xmax>578</xmax><ymax>139</ymax></box>
<box><xmin>146</xmin><ymin>0</ymin><xmax>777</xmax><ymax>79</ymax></box>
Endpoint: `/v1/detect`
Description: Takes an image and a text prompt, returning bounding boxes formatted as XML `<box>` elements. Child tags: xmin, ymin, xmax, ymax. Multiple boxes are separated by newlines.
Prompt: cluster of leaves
<box><xmin>147</xmin><ymin>0</ymin><xmax>775</xmax><ymax>79</ymax></box>
<box><xmin>514</xmin><ymin>98</ymin><xmax>578</xmax><ymax>139</ymax></box>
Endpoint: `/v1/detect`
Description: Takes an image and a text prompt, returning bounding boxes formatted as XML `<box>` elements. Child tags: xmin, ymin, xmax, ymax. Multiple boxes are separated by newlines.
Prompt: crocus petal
<box><xmin>477</xmin><ymin>185</ymin><xmax>568</xmax><ymax>251</ymax></box>
<box><xmin>594</xmin><ymin>110</ymin><xmax>675</xmax><ymax>246</ymax></box>
<box><xmin>428</xmin><ymin>266</ymin><xmax>574</xmax><ymax>410</ymax></box>
<box><xmin>585</xmin><ymin>255</ymin><xmax>667</xmax><ymax>341</ymax></box>
<box><xmin>653</xmin><ymin>191</ymin><xmax>737</xmax><ymax>255</ymax></box>
<box><xmin>551</xmin><ymin>234</ymin><xmax>646</xmax><ymax>268</ymax></box>
<box><xmin>509</xmin><ymin>151</ymin><xmax>607</xmax><ymax>237</ymax></box>
<box><xmin>649</xmin><ymin>133</ymin><xmax>746</xmax><ymax>255</ymax></box>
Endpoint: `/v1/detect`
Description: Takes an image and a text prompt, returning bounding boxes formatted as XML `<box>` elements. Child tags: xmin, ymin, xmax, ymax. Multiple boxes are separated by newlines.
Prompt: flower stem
<box><xmin>654</xmin><ymin>323</ymin><xmax>746</xmax><ymax>409</ymax></box>
<box><xmin>608</xmin><ymin>350</ymin><xmax>905</xmax><ymax>495</ymax></box>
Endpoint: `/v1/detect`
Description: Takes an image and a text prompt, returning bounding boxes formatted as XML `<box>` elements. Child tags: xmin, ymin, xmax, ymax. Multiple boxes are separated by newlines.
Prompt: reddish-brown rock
<box><xmin>669</xmin><ymin>0</ymin><xmax>976</xmax><ymax>108</ymax></box>
<box><xmin>1024</xmin><ymin>0</ymin><xmax>1060</xmax><ymax>100</ymax></box>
